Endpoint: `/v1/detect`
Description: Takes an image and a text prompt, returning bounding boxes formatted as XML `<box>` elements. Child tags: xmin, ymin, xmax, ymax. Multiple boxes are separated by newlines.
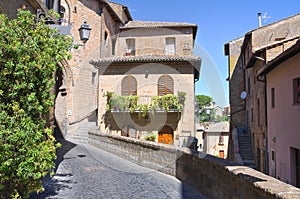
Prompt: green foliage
<box><xmin>196</xmin><ymin>95</ymin><xmax>213</xmax><ymax>122</ymax></box>
<box><xmin>144</xmin><ymin>132</ymin><xmax>156</xmax><ymax>142</ymax></box>
<box><xmin>0</xmin><ymin>10</ymin><xmax>71</xmax><ymax>198</ymax></box>
<box><xmin>195</xmin><ymin>94</ymin><xmax>212</xmax><ymax>108</ymax></box>
<box><xmin>150</xmin><ymin>94</ymin><xmax>182</xmax><ymax>112</ymax></box>
<box><xmin>137</xmin><ymin>104</ymin><xmax>149</xmax><ymax>119</ymax></box>
<box><xmin>108</xmin><ymin>94</ymin><xmax>138</xmax><ymax>113</ymax></box>
<box><xmin>106</xmin><ymin>93</ymin><xmax>182</xmax><ymax>114</ymax></box>
<box><xmin>177</xmin><ymin>91</ymin><xmax>186</xmax><ymax>106</ymax></box>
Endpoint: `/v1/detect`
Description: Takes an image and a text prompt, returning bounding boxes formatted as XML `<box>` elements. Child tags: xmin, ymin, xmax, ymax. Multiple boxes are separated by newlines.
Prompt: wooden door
<box><xmin>158</xmin><ymin>126</ymin><xmax>173</xmax><ymax>144</ymax></box>
<box><xmin>219</xmin><ymin>150</ymin><xmax>225</xmax><ymax>159</ymax></box>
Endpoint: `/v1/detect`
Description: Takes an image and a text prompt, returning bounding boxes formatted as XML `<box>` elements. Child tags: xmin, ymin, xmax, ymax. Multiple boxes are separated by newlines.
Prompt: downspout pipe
<box><xmin>99</xmin><ymin>4</ymin><xmax>104</xmax><ymax>58</ymax></box>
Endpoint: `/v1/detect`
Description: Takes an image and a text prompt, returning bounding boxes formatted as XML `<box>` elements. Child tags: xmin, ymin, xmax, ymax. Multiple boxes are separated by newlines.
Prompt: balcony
<box><xmin>103</xmin><ymin>92</ymin><xmax>185</xmax><ymax>131</ymax></box>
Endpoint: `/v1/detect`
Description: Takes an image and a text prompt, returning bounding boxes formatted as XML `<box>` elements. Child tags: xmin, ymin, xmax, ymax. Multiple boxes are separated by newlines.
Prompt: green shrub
<box><xmin>0</xmin><ymin>10</ymin><xmax>71</xmax><ymax>198</ymax></box>
<box><xmin>144</xmin><ymin>133</ymin><xmax>156</xmax><ymax>142</ymax></box>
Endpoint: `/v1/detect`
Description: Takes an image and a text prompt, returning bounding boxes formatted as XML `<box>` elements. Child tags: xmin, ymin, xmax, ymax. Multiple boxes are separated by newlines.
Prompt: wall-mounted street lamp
<box><xmin>78</xmin><ymin>20</ymin><xmax>91</xmax><ymax>43</ymax></box>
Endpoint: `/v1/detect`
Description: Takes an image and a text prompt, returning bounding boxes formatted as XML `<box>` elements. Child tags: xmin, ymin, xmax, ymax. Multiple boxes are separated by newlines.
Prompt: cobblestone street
<box><xmin>30</xmin><ymin>139</ymin><xmax>208</xmax><ymax>199</ymax></box>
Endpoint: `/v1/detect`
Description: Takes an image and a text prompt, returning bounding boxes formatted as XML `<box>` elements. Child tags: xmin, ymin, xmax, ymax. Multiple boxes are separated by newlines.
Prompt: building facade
<box><xmin>92</xmin><ymin>21</ymin><xmax>200</xmax><ymax>146</ymax></box>
<box><xmin>258</xmin><ymin>40</ymin><xmax>300</xmax><ymax>187</ymax></box>
<box><xmin>202</xmin><ymin>122</ymin><xmax>230</xmax><ymax>159</ymax></box>
<box><xmin>0</xmin><ymin>1</ymin><xmax>200</xmax><ymax>145</ymax></box>
<box><xmin>225</xmin><ymin>13</ymin><xmax>300</xmax><ymax>172</ymax></box>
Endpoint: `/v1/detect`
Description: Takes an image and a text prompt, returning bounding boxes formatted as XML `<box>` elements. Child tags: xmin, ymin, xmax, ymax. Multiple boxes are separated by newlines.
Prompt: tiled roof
<box><xmin>204</xmin><ymin>122</ymin><xmax>230</xmax><ymax>133</ymax></box>
<box><xmin>91</xmin><ymin>55</ymin><xmax>201</xmax><ymax>81</ymax></box>
<box><xmin>91</xmin><ymin>55</ymin><xmax>201</xmax><ymax>65</ymax></box>
<box><xmin>120</xmin><ymin>21</ymin><xmax>197</xmax><ymax>29</ymax></box>
<box><xmin>257</xmin><ymin>39</ymin><xmax>300</xmax><ymax>76</ymax></box>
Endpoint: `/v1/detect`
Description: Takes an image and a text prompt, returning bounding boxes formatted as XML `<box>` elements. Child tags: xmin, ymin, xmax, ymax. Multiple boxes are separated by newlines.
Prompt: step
<box><xmin>243</xmin><ymin>159</ymin><xmax>255</xmax><ymax>164</ymax></box>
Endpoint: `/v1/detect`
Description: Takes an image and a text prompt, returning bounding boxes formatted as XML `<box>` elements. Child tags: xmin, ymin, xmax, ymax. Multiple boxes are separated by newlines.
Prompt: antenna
<box><xmin>258</xmin><ymin>12</ymin><xmax>271</xmax><ymax>27</ymax></box>
<box><xmin>262</xmin><ymin>12</ymin><xmax>271</xmax><ymax>24</ymax></box>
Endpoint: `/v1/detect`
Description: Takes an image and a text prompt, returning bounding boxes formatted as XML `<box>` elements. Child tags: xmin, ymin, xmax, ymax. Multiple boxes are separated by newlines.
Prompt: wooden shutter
<box><xmin>122</xmin><ymin>76</ymin><xmax>137</xmax><ymax>96</ymax></box>
<box><xmin>158</xmin><ymin>75</ymin><xmax>174</xmax><ymax>96</ymax></box>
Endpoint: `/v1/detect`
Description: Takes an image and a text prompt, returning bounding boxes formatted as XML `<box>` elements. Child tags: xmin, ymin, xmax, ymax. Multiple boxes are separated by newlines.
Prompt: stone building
<box><xmin>92</xmin><ymin>21</ymin><xmax>200</xmax><ymax>146</ymax></box>
<box><xmin>257</xmin><ymin>40</ymin><xmax>300</xmax><ymax>187</ymax></box>
<box><xmin>0</xmin><ymin>1</ymin><xmax>201</xmax><ymax>145</ymax></box>
<box><xmin>0</xmin><ymin>0</ymin><xmax>131</xmax><ymax>141</ymax></box>
<box><xmin>225</xmin><ymin>13</ymin><xmax>300</xmax><ymax>172</ymax></box>
<box><xmin>202</xmin><ymin>122</ymin><xmax>230</xmax><ymax>159</ymax></box>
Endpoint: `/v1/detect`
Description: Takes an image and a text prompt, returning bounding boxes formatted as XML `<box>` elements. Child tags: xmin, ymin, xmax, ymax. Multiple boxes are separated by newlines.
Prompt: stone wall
<box><xmin>88</xmin><ymin>129</ymin><xmax>300</xmax><ymax>199</ymax></box>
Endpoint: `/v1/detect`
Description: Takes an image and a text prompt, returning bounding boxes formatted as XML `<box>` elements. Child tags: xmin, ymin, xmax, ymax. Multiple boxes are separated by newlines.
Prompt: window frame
<box><xmin>293</xmin><ymin>78</ymin><xmax>300</xmax><ymax>104</ymax></box>
<box><xmin>165</xmin><ymin>37</ymin><xmax>176</xmax><ymax>55</ymax></box>
<box><xmin>125</xmin><ymin>38</ymin><xmax>136</xmax><ymax>56</ymax></box>
<box><xmin>157</xmin><ymin>75</ymin><xmax>174</xmax><ymax>96</ymax></box>
<box><xmin>121</xmin><ymin>75</ymin><xmax>137</xmax><ymax>96</ymax></box>
<box><xmin>271</xmin><ymin>87</ymin><xmax>275</xmax><ymax>108</ymax></box>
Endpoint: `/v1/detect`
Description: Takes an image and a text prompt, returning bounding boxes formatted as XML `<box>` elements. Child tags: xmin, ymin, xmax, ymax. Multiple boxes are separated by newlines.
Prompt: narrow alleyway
<box><xmin>30</xmin><ymin>139</ymin><xmax>208</xmax><ymax>199</ymax></box>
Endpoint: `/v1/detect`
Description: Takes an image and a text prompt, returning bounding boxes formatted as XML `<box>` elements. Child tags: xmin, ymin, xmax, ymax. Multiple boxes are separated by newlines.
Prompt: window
<box><xmin>46</xmin><ymin>0</ymin><xmax>60</xmax><ymax>14</ymax></box>
<box><xmin>104</xmin><ymin>31</ymin><xmax>108</xmax><ymax>46</ymax></box>
<box><xmin>271</xmin><ymin>149</ymin><xmax>276</xmax><ymax>177</ymax></box>
<box><xmin>158</xmin><ymin>75</ymin><xmax>174</xmax><ymax>96</ymax></box>
<box><xmin>271</xmin><ymin>87</ymin><xmax>275</xmax><ymax>108</ymax></box>
<box><xmin>122</xmin><ymin>76</ymin><xmax>137</xmax><ymax>96</ymax></box>
<box><xmin>125</xmin><ymin>38</ymin><xmax>135</xmax><ymax>56</ymax></box>
<box><xmin>112</xmin><ymin>38</ymin><xmax>116</xmax><ymax>55</ymax></box>
<box><xmin>92</xmin><ymin>72</ymin><xmax>96</xmax><ymax>85</ymax></box>
<box><xmin>46</xmin><ymin>0</ymin><xmax>54</xmax><ymax>9</ymax></box>
<box><xmin>59</xmin><ymin>6</ymin><xmax>65</xmax><ymax>24</ymax></box>
<box><xmin>257</xmin><ymin>98</ymin><xmax>260</xmax><ymax>127</ymax></box>
<box><xmin>165</xmin><ymin>37</ymin><xmax>176</xmax><ymax>55</ymax></box>
<box><xmin>218</xmin><ymin>135</ymin><xmax>224</xmax><ymax>145</ymax></box>
<box><xmin>247</xmin><ymin>77</ymin><xmax>251</xmax><ymax>94</ymax></box>
<box><xmin>293</xmin><ymin>78</ymin><xmax>300</xmax><ymax>104</ymax></box>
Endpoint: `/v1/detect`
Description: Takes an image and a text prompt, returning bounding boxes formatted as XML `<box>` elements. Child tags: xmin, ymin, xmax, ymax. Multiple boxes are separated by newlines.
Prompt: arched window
<box><xmin>122</xmin><ymin>76</ymin><xmax>137</xmax><ymax>96</ymax></box>
<box><xmin>158</xmin><ymin>75</ymin><xmax>174</xmax><ymax>96</ymax></box>
<box><xmin>104</xmin><ymin>31</ymin><xmax>108</xmax><ymax>46</ymax></box>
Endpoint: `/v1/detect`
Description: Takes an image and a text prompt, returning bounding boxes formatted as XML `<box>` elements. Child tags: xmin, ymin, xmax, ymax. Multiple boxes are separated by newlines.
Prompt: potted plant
<box><xmin>178</xmin><ymin>91</ymin><xmax>186</xmax><ymax>106</ymax></box>
<box><xmin>137</xmin><ymin>104</ymin><xmax>149</xmax><ymax>119</ymax></box>
<box><xmin>144</xmin><ymin>132</ymin><xmax>156</xmax><ymax>142</ymax></box>
<box><xmin>103</xmin><ymin>91</ymin><xmax>113</xmax><ymax>111</ymax></box>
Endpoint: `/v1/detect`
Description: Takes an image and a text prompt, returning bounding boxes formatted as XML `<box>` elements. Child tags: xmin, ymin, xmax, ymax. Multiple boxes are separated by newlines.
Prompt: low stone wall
<box><xmin>88</xmin><ymin>129</ymin><xmax>300</xmax><ymax>199</ymax></box>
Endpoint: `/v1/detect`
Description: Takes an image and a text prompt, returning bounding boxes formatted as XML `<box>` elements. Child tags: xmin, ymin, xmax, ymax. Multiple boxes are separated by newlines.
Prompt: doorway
<box><xmin>158</xmin><ymin>126</ymin><xmax>173</xmax><ymax>145</ymax></box>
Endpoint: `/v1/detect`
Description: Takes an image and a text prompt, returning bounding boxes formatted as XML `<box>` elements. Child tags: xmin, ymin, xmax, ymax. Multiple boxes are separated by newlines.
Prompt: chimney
<box><xmin>258</xmin><ymin>12</ymin><xmax>262</xmax><ymax>27</ymax></box>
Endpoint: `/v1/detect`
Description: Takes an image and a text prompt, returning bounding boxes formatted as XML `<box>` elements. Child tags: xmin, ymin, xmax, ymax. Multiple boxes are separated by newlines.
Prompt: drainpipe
<box><xmin>99</xmin><ymin>4</ymin><xmax>104</xmax><ymax>58</ymax></box>
<box><xmin>257</xmin><ymin>70</ymin><xmax>269</xmax><ymax>174</ymax></box>
<box><xmin>257</xmin><ymin>74</ymin><xmax>269</xmax><ymax>174</ymax></box>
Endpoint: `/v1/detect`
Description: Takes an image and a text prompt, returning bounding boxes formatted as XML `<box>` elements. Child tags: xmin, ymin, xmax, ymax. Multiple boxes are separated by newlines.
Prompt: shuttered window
<box><xmin>158</xmin><ymin>75</ymin><xmax>174</xmax><ymax>96</ymax></box>
<box><xmin>122</xmin><ymin>76</ymin><xmax>137</xmax><ymax>96</ymax></box>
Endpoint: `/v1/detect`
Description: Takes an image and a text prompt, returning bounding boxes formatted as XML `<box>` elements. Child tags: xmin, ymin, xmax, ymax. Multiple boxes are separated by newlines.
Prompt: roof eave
<box><xmin>257</xmin><ymin>40</ymin><xmax>300</xmax><ymax>76</ymax></box>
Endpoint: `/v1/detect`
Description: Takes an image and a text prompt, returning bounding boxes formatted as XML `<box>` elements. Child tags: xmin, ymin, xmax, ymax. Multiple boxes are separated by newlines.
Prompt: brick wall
<box><xmin>88</xmin><ymin>129</ymin><xmax>300</xmax><ymax>199</ymax></box>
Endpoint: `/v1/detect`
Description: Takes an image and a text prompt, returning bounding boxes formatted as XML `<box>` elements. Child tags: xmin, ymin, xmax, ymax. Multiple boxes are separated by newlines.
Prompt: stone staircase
<box><xmin>238</xmin><ymin>133</ymin><xmax>256</xmax><ymax>169</ymax></box>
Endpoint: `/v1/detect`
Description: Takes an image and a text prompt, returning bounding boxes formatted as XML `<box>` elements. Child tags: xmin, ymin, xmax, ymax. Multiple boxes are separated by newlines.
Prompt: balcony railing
<box><xmin>103</xmin><ymin>92</ymin><xmax>184</xmax><ymax>113</ymax></box>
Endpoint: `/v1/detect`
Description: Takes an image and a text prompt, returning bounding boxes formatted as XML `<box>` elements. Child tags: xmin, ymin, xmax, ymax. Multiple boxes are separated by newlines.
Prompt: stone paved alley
<box><xmin>30</xmin><ymin>139</ymin><xmax>208</xmax><ymax>199</ymax></box>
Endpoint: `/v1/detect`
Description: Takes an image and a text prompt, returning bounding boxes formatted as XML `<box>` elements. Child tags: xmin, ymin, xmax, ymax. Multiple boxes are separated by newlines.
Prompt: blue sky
<box><xmin>116</xmin><ymin>0</ymin><xmax>299</xmax><ymax>107</ymax></box>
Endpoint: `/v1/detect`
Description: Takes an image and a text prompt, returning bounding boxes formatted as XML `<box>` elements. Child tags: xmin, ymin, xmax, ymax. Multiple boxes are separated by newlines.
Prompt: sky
<box><xmin>115</xmin><ymin>0</ymin><xmax>300</xmax><ymax>107</ymax></box>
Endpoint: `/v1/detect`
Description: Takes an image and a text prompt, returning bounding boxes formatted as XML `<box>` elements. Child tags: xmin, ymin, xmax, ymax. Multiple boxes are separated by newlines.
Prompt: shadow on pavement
<box><xmin>29</xmin><ymin>138</ymin><xmax>76</xmax><ymax>199</ymax></box>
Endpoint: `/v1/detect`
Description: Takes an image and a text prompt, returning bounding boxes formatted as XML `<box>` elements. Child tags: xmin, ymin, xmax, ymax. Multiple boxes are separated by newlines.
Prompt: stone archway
<box><xmin>54</xmin><ymin>59</ymin><xmax>73</xmax><ymax>138</ymax></box>
<box><xmin>158</xmin><ymin>125</ymin><xmax>174</xmax><ymax>145</ymax></box>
